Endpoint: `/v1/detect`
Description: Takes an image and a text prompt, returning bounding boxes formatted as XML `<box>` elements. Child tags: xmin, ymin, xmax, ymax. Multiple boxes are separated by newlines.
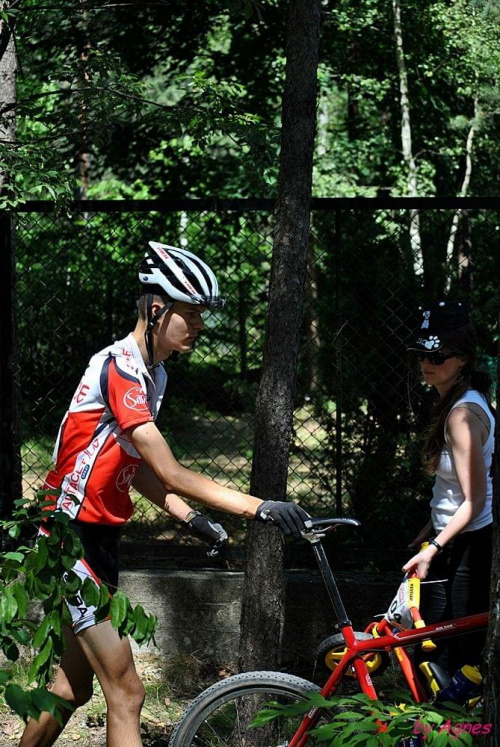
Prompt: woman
<box><xmin>403</xmin><ymin>300</ymin><xmax>494</xmax><ymax>674</ymax></box>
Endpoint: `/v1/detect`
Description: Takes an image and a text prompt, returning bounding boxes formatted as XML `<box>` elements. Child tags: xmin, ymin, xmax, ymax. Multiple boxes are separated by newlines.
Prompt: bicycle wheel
<box><xmin>317</xmin><ymin>632</ymin><xmax>390</xmax><ymax>678</ymax></box>
<box><xmin>168</xmin><ymin>670</ymin><xmax>321</xmax><ymax>747</ymax></box>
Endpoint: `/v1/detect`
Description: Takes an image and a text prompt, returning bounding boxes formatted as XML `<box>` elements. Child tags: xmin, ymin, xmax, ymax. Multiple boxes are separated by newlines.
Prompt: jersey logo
<box><xmin>74</xmin><ymin>383</ymin><xmax>90</xmax><ymax>404</ymax></box>
<box><xmin>116</xmin><ymin>464</ymin><xmax>138</xmax><ymax>492</ymax></box>
<box><xmin>60</xmin><ymin>493</ymin><xmax>79</xmax><ymax>512</ymax></box>
<box><xmin>123</xmin><ymin>387</ymin><xmax>148</xmax><ymax>411</ymax></box>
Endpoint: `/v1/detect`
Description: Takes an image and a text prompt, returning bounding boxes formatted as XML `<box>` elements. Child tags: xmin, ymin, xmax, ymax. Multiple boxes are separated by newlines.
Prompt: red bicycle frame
<box><xmin>286</xmin><ymin>527</ymin><xmax>488</xmax><ymax>747</ymax></box>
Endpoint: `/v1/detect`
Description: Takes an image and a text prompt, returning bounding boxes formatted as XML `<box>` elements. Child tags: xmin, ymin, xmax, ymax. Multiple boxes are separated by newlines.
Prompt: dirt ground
<box><xmin>0</xmin><ymin>653</ymin><xmax>227</xmax><ymax>746</ymax></box>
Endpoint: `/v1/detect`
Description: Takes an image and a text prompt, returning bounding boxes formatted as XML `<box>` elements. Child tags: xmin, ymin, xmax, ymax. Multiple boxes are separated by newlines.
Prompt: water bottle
<box><xmin>435</xmin><ymin>664</ymin><xmax>482</xmax><ymax>705</ymax></box>
<box><xmin>419</xmin><ymin>661</ymin><xmax>451</xmax><ymax>698</ymax></box>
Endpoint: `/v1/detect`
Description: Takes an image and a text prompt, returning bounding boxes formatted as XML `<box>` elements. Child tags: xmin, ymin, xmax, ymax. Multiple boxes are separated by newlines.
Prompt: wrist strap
<box><xmin>184</xmin><ymin>510</ymin><xmax>201</xmax><ymax>524</ymax></box>
<box><xmin>429</xmin><ymin>538</ymin><xmax>443</xmax><ymax>554</ymax></box>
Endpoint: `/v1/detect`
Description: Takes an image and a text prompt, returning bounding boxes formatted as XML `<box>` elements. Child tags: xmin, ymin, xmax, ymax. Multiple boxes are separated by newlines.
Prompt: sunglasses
<box><xmin>414</xmin><ymin>351</ymin><xmax>457</xmax><ymax>365</ymax></box>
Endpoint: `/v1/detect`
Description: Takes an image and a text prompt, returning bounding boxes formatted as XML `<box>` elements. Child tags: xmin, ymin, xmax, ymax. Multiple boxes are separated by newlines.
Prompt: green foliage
<box><xmin>315</xmin><ymin>0</ymin><xmax>500</xmax><ymax>197</ymax></box>
<box><xmin>5</xmin><ymin>0</ymin><xmax>282</xmax><ymax>206</ymax></box>
<box><xmin>253</xmin><ymin>691</ymin><xmax>486</xmax><ymax>745</ymax></box>
<box><xmin>0</xmin><ymin>493</ymin><xmax>157</xmax><ymax>723</ymax></box>
<box><xmin>2</xmin><ymin>0</ymin><xmax>500</xmax><ymax>204</ymax></box>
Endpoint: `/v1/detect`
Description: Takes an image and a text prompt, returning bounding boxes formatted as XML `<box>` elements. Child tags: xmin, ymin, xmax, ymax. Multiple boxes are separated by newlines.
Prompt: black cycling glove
<box><xmin>255</xmin><ymin>501</ymin><xmax>312</xmax><ymax>538</ymax></box>
<box><xmin>184</xmin><ymin>511</ymin><xmax>228</xmax><ymax>557</ymax></box>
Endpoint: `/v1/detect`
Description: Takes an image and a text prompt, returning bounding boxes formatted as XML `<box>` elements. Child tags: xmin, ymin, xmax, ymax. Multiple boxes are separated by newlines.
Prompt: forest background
<box><xmin>2</xmin><ymin>0</ymin><xmax>499</xmax><ymax>549</ymax></box>
<box><xmin>1</xmin><ymin>0</ymin><xmax>500</xmax><ymax>734</ymax></box>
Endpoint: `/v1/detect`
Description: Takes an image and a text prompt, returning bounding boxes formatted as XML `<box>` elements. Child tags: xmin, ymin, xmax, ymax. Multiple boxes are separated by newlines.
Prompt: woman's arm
<box><xmin>434</xmin><ymin>405</ymin><xmax>488</xmax><ymax>546</ymax></box>
<box><xmin>403</xmin><ymin>406</ymin><xmax>488</xmax><ymax>578</ymax></box>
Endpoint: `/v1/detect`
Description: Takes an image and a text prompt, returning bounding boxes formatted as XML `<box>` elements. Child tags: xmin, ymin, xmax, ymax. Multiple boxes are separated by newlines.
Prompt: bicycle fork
<box><xmin>287</xmin><ymin>650</ymin><xmax>378</xmax><ymax>747</ymax></box>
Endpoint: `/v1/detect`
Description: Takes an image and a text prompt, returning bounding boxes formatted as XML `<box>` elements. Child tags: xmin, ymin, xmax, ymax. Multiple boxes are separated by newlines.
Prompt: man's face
<box><xmin>154</xmin><ymin>301</ymin><xmax>206</xmax><ymax>358</ymax></box>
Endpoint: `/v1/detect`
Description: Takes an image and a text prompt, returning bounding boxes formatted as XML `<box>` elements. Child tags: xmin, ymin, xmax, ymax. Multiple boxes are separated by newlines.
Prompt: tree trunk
<box><xmin>445</xmin><ymin>98</ymin><xmax>478</xmax><ymax>293</ymax></box>
<box><xmin>347</xmin><ymin>40</ymin><xmax>359</xmax><ymax>142</ymax></box>
<box><xmin>238</xmin><ymin>0</ymin><xmax>320</xmax><ymax>690</ymax></box>
<box><xmin>0</xmin><ymin>2</ymin><xmax>17</xmax><ymax>189</ymax></box>
<box><xmin>76</xmin><ymin>0</ymin><xmax>91</xmax><ymax>200</ymax></box>
<box><xmin>483</xmin><ymin>300</ymin><xmax>500</xmax><ymax>739</ymax></box>
<box><xmin>392</xmin><ymin>0</ymin><xmax>422</xmax><ymax>275</ymax></box>
<box><xmin>0</xmin><ymin>5</ymin><xmax>21</xmax><ymax>535</ymax></box>
<box><xmin>304</xmin><ymin>238</ymin><xmax>321</xmax><ymax>393</ymax></box>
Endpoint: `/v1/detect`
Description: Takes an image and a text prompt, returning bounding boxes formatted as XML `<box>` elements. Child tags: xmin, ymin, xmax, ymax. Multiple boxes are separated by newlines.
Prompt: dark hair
<box><xmin>137</xmin><ymin>285</ymin><xmax>170</xmax><ymax>320</ymax></box>
<box><xmin>421</xmin><ymin>330</ymin><xmax>493</xmax><ymax>474</ymax></box>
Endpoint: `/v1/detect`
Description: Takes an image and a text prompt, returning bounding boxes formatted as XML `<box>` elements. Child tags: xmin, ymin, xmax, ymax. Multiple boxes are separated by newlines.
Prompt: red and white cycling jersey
<box><xmin>45</xmin><ymin>334</ymin><xmax>167</xmax><ymax>525</ymax></box>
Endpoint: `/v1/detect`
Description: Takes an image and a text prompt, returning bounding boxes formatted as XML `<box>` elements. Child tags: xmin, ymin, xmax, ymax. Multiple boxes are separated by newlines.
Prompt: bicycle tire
<box><xmin>168</xmin><ymin>670</ymin><xmax>321</xmax><ymax>747</ymax></box>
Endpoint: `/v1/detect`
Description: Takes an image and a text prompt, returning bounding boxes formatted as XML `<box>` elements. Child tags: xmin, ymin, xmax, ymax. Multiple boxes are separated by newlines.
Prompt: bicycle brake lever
<box><xmin>207</xmin><ymin>539</ymin><xmax>226</xmax><ymax>559</ymax></box>
<box><xmin>301</xmin><ymin>529</ymin><xmax>326</xmax><ymax>542</ymax></box>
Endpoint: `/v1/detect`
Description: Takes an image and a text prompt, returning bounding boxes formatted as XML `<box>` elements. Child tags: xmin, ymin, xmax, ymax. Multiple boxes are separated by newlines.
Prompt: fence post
<box><xmin>0</xmin><ymin>212</ymin><xmax>21</xmax><ymax>536</ymax></box>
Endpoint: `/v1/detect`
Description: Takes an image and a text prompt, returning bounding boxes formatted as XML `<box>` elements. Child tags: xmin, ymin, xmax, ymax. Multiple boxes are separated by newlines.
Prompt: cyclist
<box><xmin>403</xmin><ymin>300</ymin><xmax>493</xmax><ymax>675</ymax></box>
<box><xmin>19</xmin><ymin>241</ymin><xmax>311</xmax><ymax>747</ymax></box>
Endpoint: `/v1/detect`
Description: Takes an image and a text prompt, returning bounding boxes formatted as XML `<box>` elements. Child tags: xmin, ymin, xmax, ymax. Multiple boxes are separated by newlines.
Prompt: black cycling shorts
<box><xmin>40</xmin><ymin>520</ymin><xmax>122</xmax><ymax>634</ymax></box>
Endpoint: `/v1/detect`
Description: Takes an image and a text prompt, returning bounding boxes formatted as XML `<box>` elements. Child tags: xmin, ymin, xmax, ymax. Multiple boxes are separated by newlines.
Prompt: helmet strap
<box><xmin>144</xmin><ymin>293</ymin><xmax>172</xmax><ymax>368</ymax></box>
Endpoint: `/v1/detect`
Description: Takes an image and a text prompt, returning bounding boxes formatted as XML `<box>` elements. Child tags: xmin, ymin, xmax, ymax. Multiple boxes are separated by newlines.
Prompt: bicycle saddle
<box><xmin>309</xmin><ymin>517</ymin><xmax>361</xmax><ymax>532</ymax></box>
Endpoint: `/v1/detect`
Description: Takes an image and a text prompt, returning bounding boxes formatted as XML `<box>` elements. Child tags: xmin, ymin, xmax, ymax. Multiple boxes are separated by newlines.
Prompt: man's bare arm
<box><xmin>128</xmin><ymin>421</ymin><xmax>262</xmax><ymax>518</ymax></box>
<box><xmin>131</xmin><ymin>462</ymin><xmax>195</xmax><ymax>521</ymax></box>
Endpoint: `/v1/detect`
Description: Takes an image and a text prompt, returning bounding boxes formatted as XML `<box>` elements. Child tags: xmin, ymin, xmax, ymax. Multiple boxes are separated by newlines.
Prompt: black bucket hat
<box><xmin>407</xmin><ymin>300</ymin><xmax>476</xmax><ymax>358</ymax></box>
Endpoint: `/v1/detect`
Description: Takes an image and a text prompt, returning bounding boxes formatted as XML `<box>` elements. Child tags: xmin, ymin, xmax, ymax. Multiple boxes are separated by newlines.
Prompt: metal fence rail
<box><xmin>4</xmin><ymin>197</ymin><xmax>499</xmax><ymax>566</ymax></box>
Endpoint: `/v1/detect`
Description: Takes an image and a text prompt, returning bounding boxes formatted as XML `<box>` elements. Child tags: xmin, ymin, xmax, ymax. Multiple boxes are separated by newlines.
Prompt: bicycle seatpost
<box><xmin>309</xmin><ymin>537</ymin><xmax>352</xmax><ymax>628</ymax></box>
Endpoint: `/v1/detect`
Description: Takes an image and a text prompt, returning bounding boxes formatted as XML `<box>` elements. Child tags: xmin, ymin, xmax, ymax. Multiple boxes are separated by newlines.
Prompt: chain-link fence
<box><xmin>8</xmin><ymin>198</ymin><xmax>500</xmax><ymax>566</ymax></box>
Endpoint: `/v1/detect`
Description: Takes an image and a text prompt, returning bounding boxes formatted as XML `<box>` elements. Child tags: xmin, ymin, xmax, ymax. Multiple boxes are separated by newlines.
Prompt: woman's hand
<box><xmin>402</xmin><ymin>544</ymin><xmax>438</xmax><ymax>579</ymax></box>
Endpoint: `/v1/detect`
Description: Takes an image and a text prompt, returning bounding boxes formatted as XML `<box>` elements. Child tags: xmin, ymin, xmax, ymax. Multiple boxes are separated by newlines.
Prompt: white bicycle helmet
<box><xmin>139</xmin><ymin>241</ymin><xmax>226</xmax><ymax>309</ymax></box>
<box><xmin>139</xmin><ymin>241</ymin><xmax>226</xmax><ymax>367</ymax></box>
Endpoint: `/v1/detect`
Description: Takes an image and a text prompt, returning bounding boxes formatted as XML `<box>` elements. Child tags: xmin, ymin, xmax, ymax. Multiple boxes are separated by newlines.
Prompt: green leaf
<box><xmin>11</xmin><ymin>582</ymin><xmax>29</xmax><ymax>620</ymax></box>
<box><xmin>428</xmin><ymin>731</ymin><xmax>455</xmax><ymax>746</ymax></box>
<box><xmin>0</xmin><ymin>589</ymin><xmax>18</xmax><ymax>624</ymax></box>
<box><xmin>31</xmin><ymin>688</ymin><xmax>62</xmax><ymax>714</ymax></box>
<box><xmin>4</xmin><ymin>684</ymin><xmax>36</xmax><ymax>720</ymax></box>
<box><xmin>109</xmin><ymin>591</ymin><xmax>129</xmax><ymax>629</ymax></box>
<box><xmin>31</xmin><ymin>688</ymin><xmax>73</xmax><ymax>726</ymax></box>
<box><xmin>28</xmin><ymin>638</ymin><xmax>54</xmax><ymax>684</ymax></box>
<box><xmin>61</xmin><ymin>552</ymin><xmax>77</xmax><ymax>572</ymax></box>
<box><xmin>80</xmin><ymin>577</ymin><xmax>99</xmax><ymax>606</ymax></box>
<box><xmin>35</xmin><ymin>539</ymin><xmax>49</xmax><ymax>570</ymax></box>
<box><xmin>2</xmin><ymin>552</ymin><xmax>25</xmax><ymax>564</ymax></box>
<box><xmin>0</xmin><ymin>670</ymin><xmax>10</xmax><ymax>686</ymax></box>
<box><xmin>332</xmin><ymin>720</ymin><xmax>378</xmax><ymax>740</ymax></box>
<box><xmin>10</xmin><ymin>626</ymin><xmax>31</xmax><ymax>645</ymax></box>
<box><xmin>98</xmin><ymin>582</ymin><xmax>111</xmax><ymax>608</ymax></box>
<box><xmin>329</xmin><ymin>710</ymin><xmax>364</xmax><ymax>721</ymax></box>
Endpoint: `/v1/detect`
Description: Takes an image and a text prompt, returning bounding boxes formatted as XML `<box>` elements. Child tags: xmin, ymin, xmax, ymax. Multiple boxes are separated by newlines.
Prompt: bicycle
<box><xmin>168</xmin><ymin>517</ymin><xmax>489</xmax><ymax>746</ymax></box>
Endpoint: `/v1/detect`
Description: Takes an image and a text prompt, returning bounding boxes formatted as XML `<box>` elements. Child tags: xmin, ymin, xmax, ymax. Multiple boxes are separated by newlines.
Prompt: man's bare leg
<box><xmin>19</xmin><ymin>621</ymin><xmax>144</xmax><ymax>747</ymax></box>
<box><xmin>19</xmin><ymin>627</ymin><xmax>94</xmax><ymax>747</ymax></box>
<box><xmin>75</xmin><ymin>621</ymin><xmax>145</xmax><ymax>747</ymax></box>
